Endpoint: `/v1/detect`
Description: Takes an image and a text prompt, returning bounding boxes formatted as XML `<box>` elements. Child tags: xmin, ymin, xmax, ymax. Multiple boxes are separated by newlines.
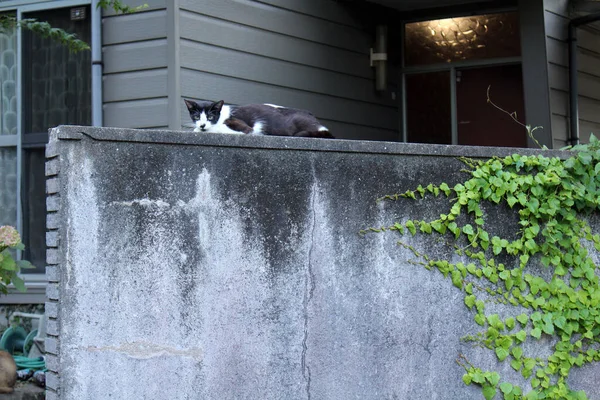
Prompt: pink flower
<box><xmin>0</xmin><ymin>226</ymin><xmax>21</xmax><ymax>248</ymax></box>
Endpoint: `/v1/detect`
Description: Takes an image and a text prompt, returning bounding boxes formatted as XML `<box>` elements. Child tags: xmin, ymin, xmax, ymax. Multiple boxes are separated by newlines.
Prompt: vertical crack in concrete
<box><xmin>423</xmin><ymin>316</ymin><xmax>433</xmax><ymax>360</ymax></box>
<box><xmin>301</xmin><ymin>182</ymin><xmax>318</xmax><ymax>400</ymax></box>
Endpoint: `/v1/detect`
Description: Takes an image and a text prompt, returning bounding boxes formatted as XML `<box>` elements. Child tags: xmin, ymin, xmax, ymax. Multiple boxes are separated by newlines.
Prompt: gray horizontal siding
<box><xmin>102</xmin><ymin>4</ymin><xmax>168</xmax><ymax>128</ymax></box>
<box><xmin>180</xmin><ymin>40</ymin><xmax>395</xmax><ymax>107</ymax></box>
<box><xmin>104</xmin><ymin>98</ymin><xmax>169</xmax><ymax>128</ymax></box>
<box><xmin>551</xmin><ymin>114</ymin><xmax>600</xmax><ymax>148</ymax></box>
<box><xmin>544</xmin><ymin>0</ymin><xmax>600</xmax><ymax>144</ymax></box>
<box><xmin>102</xmin><ymin>0</ymin><xmax>166</xmax><ymax>16</ymax></box>
<box><xmin>179</xmin><ymin>0</ymin><xmax>369</xmax><ymax>52</ymax></box>
<box><xmin>179</xmin><ymin>10</ymin><xmax>369</xmax><ymax>78</ymax></box>
<box><xmin>103</xmin><ymin>9</ymin><xmax>167</xmax><ymax>45</ymax></box>
<box><xmin>103</xmin><ymin>39</ymin><xmax>168</xmax><ymax>74</ymax></box>
<box><xmin>178</xmin><ymin>0</ymin><xmax>399</xmax><ymax>141</ymax></box>
<box><xmin>253</xmin><ymin>0</ymin><xmax>363</xmax><ymax>28</ymax></box>
<box><xmin>548</xmin><ymin>63</ymin><xmax>600</xmax><ymax>100</ymax></box>
<box><xmin>103</xmin><ymin>69</ymin><xmax>168</xmax><ymax>103</ymax></box>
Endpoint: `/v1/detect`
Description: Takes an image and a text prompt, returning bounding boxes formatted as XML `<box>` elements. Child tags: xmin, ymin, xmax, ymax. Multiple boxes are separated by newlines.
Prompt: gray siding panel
<box><xmin>104</xmin><ymin>99</ymin><xmax>169</xmax><ymax>128</ymax></box>
<box><xmin>550</xmin><ymin>88</ymin><xmax>600</xmax><ymax>125</ymax></box>
<box><xmin>178</xmin><ymin>0</ymin><xmax>399</xmax><ymax>140</ymax></box>
<box><xmin>179</xmin><ymin>0</ymin><xmax>369</xmax><ymax>52</ymax></box>
<box><xmin>102</xmin><ymin>0</ymin><xmax>166</xmax><ymax>16</ymax></box>
<box><xmin>253</xmin><ymin>0</ymin><xmax>363</xmax><ymax>28</ymax></box>
<box><xmin>102</xmin><ymin>5</ymin><xmax>169</xmax><ymax>128</ymax></box>
<box><xmin>544</xmin><ymin>0</ymin><xmax>600</xmax><ymax>143</ymax></box>
<box><xmin>103</xmin><ymin>69</ymin><xmax>168</xmax><ymax>103</ymax></box>
<box><xmin>103</xmin><ymin>39</ymin><xmax>168</xmax><ymax>74</ymax></box>
<box><xmin>546</xmin><ymin>38</ymin><xmax>600</xmax><ymax>77</ymax></box>
<box><xmin>179</xmin><ymin>11</ymin><xmax>369</xmax><ymax>78</ymax></box>
<box><xmin>548</xmin><ymin>63</ymin><xmax>600</xmax><ymax>100</ymax></box>
<box><xmin>103</xmin><ymin>9</ymin><xmax>167</xmax><ymax>45</ymax></box>
<box><xmin>180</xmin><ymin>40</ymin><xmax>395</xmax><ymax>107</ymax></box>
<box><xmin>551</xmin><ymin>113</ymin><xmax>568</xmax><ymax>145</ymax></box>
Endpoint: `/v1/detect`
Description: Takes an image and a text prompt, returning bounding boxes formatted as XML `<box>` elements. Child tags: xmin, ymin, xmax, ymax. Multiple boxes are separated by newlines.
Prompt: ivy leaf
<box><xmin>483</xmin><ymin>385</ymin><xmax>497</xmax><ymax>400</ymax></box>
<box><xmin>515</xmin><ymin>330</ymin><xmax>527</xmax><ymax>342</ymax></box>
<box><xmin>405</xmin><ymin>220</ymin><xmax>416</xmax><ymax>236</ymax></box>
<box><xmin>505</xmin><ymin>317</ymin><xmax>515</xmax><ymax>331</ymax></box>
<box><xmin>475</xmin><ymin>313</ymin><xmax>486</xmax><ymax>326</ymax></box>
<box><xmin>462</xmin><ymin>374</ymin><xmax>472</xmax><ymax>385</ymax></box>
<box><xmin>451</xmin><ymin>270</ymin><xmax>463</xmax><ymax>289</ymax></box>
<box><xmin>524</xmin><ymin>358</ymin><xmax>536</xmax><ymax>371</ymax></box>
<box><xmin>524</xmin><ymin>390</ymin><xmax>539</xmax><ymax>400</ymax></box>
<box><xmin>419</xmin><ymin>221</ymin><xmax>432</xmax><ymax>234</ymax></box>
<box><xmin>511</xmin><ymin>359</ymin><xmax>522</xmax><ymax>371</ymax></box>
<box><xmin>495</xmin><ymin>347</ymin><xmax>510</xmax><ymax>361</ymax></box>
<box><xmin>579</xmin><ymin>153</ymin><xmax>592</xmax><ymax>165</ymax></box>
<box><xmin>512</xmin><ymin>346</ymin><xmax>523</xmax><ymax>360</ymax></box>
<box><xmin>448</xmin><ymin>222</ymin><xmax>460</xmax><ymax>239</ymax></box>
<box><xmin>500</xmin><ymin>382</ymin><xmax>514</xmax><ymax>395</ymax></box>
<box><xmin>431</xmin><ymin>220</ymin><xmax>446</xmax><ymax>234</ymax></box>
<box><xmin>472</xmin><ymin>371</ymin><xmax>486</xmax><ymax>384</ymax></box>
<box><xmin>517</xmin><ymin>313</ymin><xmax>529</xmax><ymax>325</ymax></box>
<box><xmin>487</xmin><ymin>372</ymin><xmax>500</xmax><ymax>386</ymax></box>
<box><xmin>462</xmin><ymin>224</ymin><xmax>475</xmax><ymax>236</ymax></box>
<box><xmin>439</xmin><ymin>182</ymin><xmax>451</xmax><ymax>196</ymax></box>
<box><xmin>464</xmin><ymin>295</ymin><xmax>476</xmax><ymax>309</ymax></box>
<box><xmin>542</xmin><ymin>322</ymin><xmax>554</xmax><ymax>335</ymax></box>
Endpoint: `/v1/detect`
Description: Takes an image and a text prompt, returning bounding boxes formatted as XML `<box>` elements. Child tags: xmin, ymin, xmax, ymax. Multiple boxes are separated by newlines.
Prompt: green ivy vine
<box><xmin>367</xmin><ymin>134</ymin><xmax>600</xmax><ymax>400</ymax></box>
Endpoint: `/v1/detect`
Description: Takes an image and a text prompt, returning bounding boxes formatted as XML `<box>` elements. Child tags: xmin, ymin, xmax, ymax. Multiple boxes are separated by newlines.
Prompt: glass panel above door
<box><xmin>405</xmin><ymin>12</ymin><xmax>521</xmax><ymax>66</ymax></box>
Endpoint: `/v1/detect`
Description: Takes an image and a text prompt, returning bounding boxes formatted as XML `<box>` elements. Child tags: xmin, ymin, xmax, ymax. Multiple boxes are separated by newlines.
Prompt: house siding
<box><xmin>177</xmin><ymin>0</ymin><xmax>400</xmax><ymax>141</ymax></box>
<box><xmin>102</xmin><ymin>0</ymin><xmax>169</xmax><ymax>129</ymax></box>
<box><xmin>544</xmin><ymin>0</ymin><xmax>600</xmax><ymax>147</ymax></box>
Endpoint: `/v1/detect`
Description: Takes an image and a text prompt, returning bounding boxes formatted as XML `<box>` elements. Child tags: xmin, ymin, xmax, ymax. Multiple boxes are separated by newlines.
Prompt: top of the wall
<box><xmin>50</xmin><ymin>125</ymin><xmax>570</xmax><ymax>159</ymax></box>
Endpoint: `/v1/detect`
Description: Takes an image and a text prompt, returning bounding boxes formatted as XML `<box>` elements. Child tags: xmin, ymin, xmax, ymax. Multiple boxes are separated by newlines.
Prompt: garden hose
<box><xmin>13</xmin><ymin>355</ymin><xmax>45</xmax><ymax>371</ymax></box>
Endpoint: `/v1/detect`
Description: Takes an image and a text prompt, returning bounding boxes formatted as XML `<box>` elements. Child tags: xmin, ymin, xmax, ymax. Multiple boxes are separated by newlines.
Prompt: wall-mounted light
<box><xmin>370</xmin><ymin>25</ymin><xmax>388</xmax><ymax>91</ymax></box>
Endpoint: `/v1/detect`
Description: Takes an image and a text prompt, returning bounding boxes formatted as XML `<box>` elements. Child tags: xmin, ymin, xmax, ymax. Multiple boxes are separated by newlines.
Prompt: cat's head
<box><xmin>184</xmin><ymin>99</ymin><xmax>225</xmax><ymax>132</ymax></box>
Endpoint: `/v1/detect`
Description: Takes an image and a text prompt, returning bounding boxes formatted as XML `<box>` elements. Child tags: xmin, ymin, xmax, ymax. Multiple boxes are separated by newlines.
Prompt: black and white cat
<box><xmin>184</xmin><ymin>99</ymin><xmax>334</xmax><ymax>138</ymax></box>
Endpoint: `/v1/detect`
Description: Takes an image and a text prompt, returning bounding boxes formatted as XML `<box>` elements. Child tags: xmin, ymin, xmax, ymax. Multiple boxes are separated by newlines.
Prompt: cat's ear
<box><xmin>212</xmin><ymin>100</ymin><xmax>225</xmax><ymax>113</ymax></box>
<box><xmin>184</xmin><ymin>99</ymin><xmax>198</xmax><ymax>112</ymax></box>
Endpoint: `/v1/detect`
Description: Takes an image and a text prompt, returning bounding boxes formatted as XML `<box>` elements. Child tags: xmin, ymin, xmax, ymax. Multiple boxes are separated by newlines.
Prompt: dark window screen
<box><xmin>22</xmin><ymin>6</ymin><xmax>91</xmax><ymax>137</ymax></box>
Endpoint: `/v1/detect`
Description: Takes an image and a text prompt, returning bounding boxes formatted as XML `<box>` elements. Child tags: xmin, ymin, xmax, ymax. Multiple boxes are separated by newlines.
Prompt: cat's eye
<box><xmin>208</xmin><ymin>115</ymin><xmax>215</xmax><ymax>121</ymax></box>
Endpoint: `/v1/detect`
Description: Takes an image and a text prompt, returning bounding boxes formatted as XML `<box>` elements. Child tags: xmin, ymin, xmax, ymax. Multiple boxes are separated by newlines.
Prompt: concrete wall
<box><xmin>45</xmin><ymin>126</ymin><xmax>599</xmax><ymax>399</ymax></box>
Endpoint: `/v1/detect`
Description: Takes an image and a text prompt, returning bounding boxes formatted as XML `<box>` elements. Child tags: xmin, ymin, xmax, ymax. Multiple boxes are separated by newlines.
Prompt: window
<box><xmin>0</xmin><ymin>2</ymin><xmax>92</xmax><ymax>285</ymax></box>
<box><xmin>0</xmin><ymin>13</ymin><xmax>18</xmax><ymax>229</ymax></box>
<box><xmin>402</xmin><ymin>11</ymin><xmax>526</xmax><ymax>147</ymax></box>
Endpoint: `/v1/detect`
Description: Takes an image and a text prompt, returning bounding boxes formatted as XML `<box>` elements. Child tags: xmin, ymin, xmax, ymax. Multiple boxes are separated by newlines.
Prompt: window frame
<box><xmin>399</xmin><ymin>6</ymin><xmax>523</xmax><ymax>145</ymax></box>
<box><xmin>0</xmin><ymin>0</ymin><xmax>93</xmax><ymax>303</ymax></box>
